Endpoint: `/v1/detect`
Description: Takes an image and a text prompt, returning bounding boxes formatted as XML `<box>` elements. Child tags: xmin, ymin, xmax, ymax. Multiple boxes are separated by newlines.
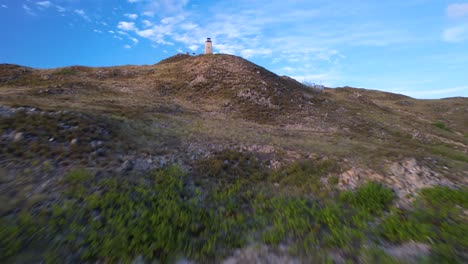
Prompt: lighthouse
<box><xmin>204</xmin><ymin>38</ymin><xmax>213</xmax><ymax>54</ymax></box>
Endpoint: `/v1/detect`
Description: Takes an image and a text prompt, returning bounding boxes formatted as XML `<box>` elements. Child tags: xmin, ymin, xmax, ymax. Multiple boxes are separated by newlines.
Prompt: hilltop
<box><xmin>0</xmin><ymin>54</ymin><xmax>467</xmax><ymax>263</ymax></box>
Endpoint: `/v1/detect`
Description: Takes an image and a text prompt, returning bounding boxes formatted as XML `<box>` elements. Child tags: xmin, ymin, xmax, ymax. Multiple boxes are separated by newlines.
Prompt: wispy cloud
<box><xmin>443</xmin><ymin>25</ymin><xmax>468</xmax><ymax>42</ymax></box>
<box><xmin>124</xmin><ymin>44</ymin><xmax>132</xmax><ymax>49</ymax></box>
<box><xmin>23</xmin><ymin>4</ymin><xmax>36</xmax><ymax>15</ymax></box>
<box><xmin>125</xmin><ymin>13</ymin><xmax>138</xmax><ymax>20</ymax></box>
<box><xmin>447</xmin><ymin>3</ymin><xmax>468</xmax><ymax>18</ymax></box>
<box><xmin>118</xmin><ymin>21</ymin><xmax>137</xmax><ymax>31</ymax></box>
<box><xmin>1</xmin><ymin>4</ymin><xmax>7</xmax><ymax>9</ymax></box>
<box><xmin>139</xmin><ymin>0</ymin><xmax>189</xmax><ymax>16</ymax></box>
<box><xmin>74</xmin><ymin>9</ymin><xmax>90</xmax><ymax>21</ymax></box>
<box><xmin>36</xmin><ymin>1</ymin><xmax>52</xmax><ymax>8</ymax></box>
<box><xmin>56</xmin><ymin>5</ymin><xmax>66</xmax><ymax>13</ymax></box>
<box><xmin>142</xmin><ymin>20</ymin><xmax>153</xmax><ymax>27</ymax></box>
<box><xmin>129</xmin><ymin>37</ymin><xmax>139</xmax><ymax>44</ymax></box>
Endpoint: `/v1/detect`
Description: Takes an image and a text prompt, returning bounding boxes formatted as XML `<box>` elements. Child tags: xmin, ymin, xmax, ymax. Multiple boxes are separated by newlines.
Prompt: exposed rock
<box><xmin>241</xmin><ymin>144</ymin><xmax>275</xmax><ymax>154</ymax></box>
<box><xmin>90</xmin><ymin>140</ymin><xmax>103</xmax><ymax>148</ymax></box>
<box><xmin>338</xmin><ymin>167</ymin><xmax>384</xmax><ymax>190</ymax></box>
<box><xmin>131</xmin><ymin>255</ymin><xmax>146</xmax><ymax>264</ymax></box>
<box><xmin>222</xmin><ymin>245</ymin><xmax>300</xmax><ymax>264</ymax></box>
<box><xmin>338</xmin><ymin>158</ymin><xmax>454</xmax><ymax>204</ymax></box>
<box><xmin>13</xmin><ymin>132</ymin><xmax>24</xmax><ymax>142</ymax></box>
<box><xmin>269</xmin><ymin>160</ymin><xmax>281</xmax><ymax>169</ymax></box>
<box><xmin>384</xmin><ymin>242</ymin><xmax>431</xmax><ymax>263</ymax></box>
<box><xmin>119</xmin><ymin>160</ymin><xmax>134</xmax><ymax>172</ymax></box>
<box><xmin>0</xmin><ymin>106</ymin><xmax>15</xmax><ymax>117</ymax></box>
<box><xmin>388</xmin><ymin>158</ymin><xmax>453</xmax><ymax>200</ymax></box>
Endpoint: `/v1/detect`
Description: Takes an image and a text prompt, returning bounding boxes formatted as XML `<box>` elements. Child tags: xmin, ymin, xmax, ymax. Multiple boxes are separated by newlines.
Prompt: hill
<box><xmin>0</xmin><ymin>54</ymin><xmax>467</xmax><ymax>263</ymax></box>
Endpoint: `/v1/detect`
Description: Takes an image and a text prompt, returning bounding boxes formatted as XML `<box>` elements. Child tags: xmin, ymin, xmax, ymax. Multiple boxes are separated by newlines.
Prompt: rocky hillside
<box><xmin>0</xmin><ymin>54</ymin><xmax>467</xmax><ymax>263</ymax></box>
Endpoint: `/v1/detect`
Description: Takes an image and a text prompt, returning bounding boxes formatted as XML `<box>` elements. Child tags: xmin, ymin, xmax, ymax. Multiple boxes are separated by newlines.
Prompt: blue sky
<box><xmin>1</xmin><ymin>0</ymin><xmax>467</xmax><ymax>99</ymax></box>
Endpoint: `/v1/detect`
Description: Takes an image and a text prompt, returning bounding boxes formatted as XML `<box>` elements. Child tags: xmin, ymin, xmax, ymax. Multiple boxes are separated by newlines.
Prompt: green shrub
<box><xmin>328</xmin><ymin>175</ymin><xmax>339</xmax><ymax>186</ymax></box>
<box><xmin>0</xmin><ymin>213</ymin><xmax>41</xmax><ymax>259</ymax></box>
<box><xmin>53</xmin><ymin>68</ymin><xmax>76</xmax><ymax>76</ymax></box>
<box><xmin>194</xmin><ymin>150</ymin><xmax>267</xmax><ymax>184</ymax></box>
<box><xmin>379</xmin><ymin>187</ymin><xmax>468</xmax><ymax>262</ymax></box>
<box><xmin>270</xmin><ymin>159</ymin><xmax>339</xmax><ymax>195</ymax></box>
<box><xmin>340</xmin><ymin>182</ymin><xmax>394</xmax><ymax>214</ymax></box>
<box><xmin>62</xmin><ymin>168</ymin><xmax>93</xmax><ymax>184</ymax></box>
<box><xmin>432</xmin><ymin>121</ymin><xmax>451</xmax><ymax>131</ymax></box>
<box><xmin>360</xmin><ymin>247</ymin><xmax>401</xmax><ymax>264</ymax></box>
<box><xmin>419</xmin><ymin>186</ymin><xmax>467</xmax><ymax>208</ymax></box>
<box><xmin>380</xmin><ymin>209</ymin><xmax>431</xmax><ymax>242</ymax></box>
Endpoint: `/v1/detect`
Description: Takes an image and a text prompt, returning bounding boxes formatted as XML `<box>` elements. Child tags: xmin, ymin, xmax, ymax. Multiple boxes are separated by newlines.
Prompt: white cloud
<box><xmin>161</xmin><ymin>16</ymin><xmax>185</xmax><ymax>25</ymax></box>
<box><xmin>108</xmin><ymin>30</ymin><xmax>115</xmax><ymax>34</ymax></box>
<box><xmin>144</xmin><ymin>0</ymin><xmax>189</xmax><ymax>15</ymax></box>
<box><xmin>240</xmin><ymin>48</ymin><xmax>272</xmax><ymax>58</ymax></box>
<box><xmin>188</xmin><ymin>45</ymin><xmax>199</xmax><ymax>51</ymax></box>
<box><xmin>142</xmin><ymin>20</ymin><xmax>153</xmax><ymax>27</ymax></box>
<box><xmin>447</xmin><ymin>3</ymin><xmax>468</xmax><ymax>18</ymax></box>
<box><xmin>180</xmin><ymin>22</ymin><xmax>198</xmax><ymax>30</ymax></box>
<box><xmin>443</xmin><ymin>25</ymin><xmax>468</xmax><ymax>42</ymax></box>
<box><xmin>1</xmin><ymin>4</ymin><xmax>7</xmax><ymax>8</ymax></box>
<box><xmin>289</xmin><ymin>73</ymin><xmax>337</xmax><ymax>86</ymax></box>
<box><xmin>124</xmin><ymin>44</ymin><xmax>132</xmax><ymax>49</ymax></box>
<box><xmin>125</xmin><ymin>13</ymin><xmax>138</xmax><ymax>20</ymax></box>
<box><xmin>128</xmin><ymin>0</ymin><xmax>139</xmax><ymax>3</ymax></box>
<box><xmin>56</xmin><ymin>5</ymin><xmax>66</xmax><ymax>12</ymax></box>
<box><xmin>94</xmin><ymin>29</ymin><xmax>103</xmax><ymax>33</ymax></box>
<box><xmin>130</xmin><ymin>37</ymin><xmax>139</xmax><ymax>44</ymax></box>
<box><xmin>142</xmin><ymin>11</ymin><xmax>155</xmax><ymax>17</ymax></box>
<box><xmin>74</xmin><ymin>9</ymin><xmax>90</xmax><ymax>21</ymax></box>
<box><xmin>117</xmin><ymin>21</ymin><xmax>137</xmax><ymax>31</ymax></box>
<box><xmin>36</xmin><ymin>1</ymin><xmax>52</xmax><ymax>8</ymax></box>
<box><xmin>23</xmin><ymin>4</ymin><xmax>36</xmax><ymax>15</ymax></box>
<box><xmin>74</xmin><ymin>9</ymin><xmax>85</xmax><ymax>16</ymax></box>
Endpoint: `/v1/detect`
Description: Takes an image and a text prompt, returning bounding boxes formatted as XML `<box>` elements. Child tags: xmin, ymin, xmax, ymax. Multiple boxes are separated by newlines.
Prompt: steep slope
<box><xmin>0</xmin><ymin>54</ymin><xmax>322</xmax><ymax>124</ymax></box>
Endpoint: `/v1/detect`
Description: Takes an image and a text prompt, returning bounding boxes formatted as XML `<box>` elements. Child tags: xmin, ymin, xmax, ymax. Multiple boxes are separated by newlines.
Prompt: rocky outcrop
<box><xmin>222</xmin><ymin>245</ymin><xmax>300</xmax><ymax>264</ymax></box>
<box><xmin>339</xmin><ymin>158</ymin><xmax>454</xmax><ymax>204</ymax></box>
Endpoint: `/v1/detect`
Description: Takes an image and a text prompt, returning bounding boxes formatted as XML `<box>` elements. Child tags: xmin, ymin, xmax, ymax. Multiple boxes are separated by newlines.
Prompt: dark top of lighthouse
<box><xmin>206</xmin><ymin>38</ymin><xmax>212</xmax><ymax>42</ymax></box>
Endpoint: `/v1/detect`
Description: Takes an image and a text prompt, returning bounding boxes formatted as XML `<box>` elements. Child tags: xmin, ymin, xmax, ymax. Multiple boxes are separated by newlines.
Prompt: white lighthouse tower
<box><xmin>204</xmin><ymin>38</ymin><xmax>213</xmax><ymax>54</ymax></box>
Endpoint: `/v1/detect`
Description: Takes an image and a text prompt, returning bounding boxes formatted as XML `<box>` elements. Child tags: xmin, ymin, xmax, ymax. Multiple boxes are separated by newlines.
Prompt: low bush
<box><xmin>270</xmin><ymin>159</ymin><xmax>339</xmax><ymax>195</ymax></box>
<box><xmin>432</xmin><ymin>121</ymin><xmax>451</xmax><ymax>132</ymax></box>
<box><xmin>340</xmin><ymin>181</ymin><xmax>394</xmax><ymax>214</ymax></box>
<box><xmin>379</xmin><ymin>186</ymin><xmax>468</xmax><ymax>262</ymax></box>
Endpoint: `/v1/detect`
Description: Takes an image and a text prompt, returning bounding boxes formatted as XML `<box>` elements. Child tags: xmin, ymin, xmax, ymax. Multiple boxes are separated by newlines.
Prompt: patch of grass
<box><xmin>379</xmin><ymin>186</ymin><xmax>468</xmax><ymax>262</ymax></box>
<box><xmin>194</xmin><ymin>150</ymin><xmax>268</xmax><ymax>184</ymax></box>
<box><xmin>62</xmin><ymin>168</ymin><xmax>93</xmax><ymax>184</ymax></box>
<box><xmin>360</xmin><ymin>247</ymin><xmax>401</xmax><ymax>264</ymax></box>
<box><xmin>269</xmin><ymin>159</ymin><xmax>339</xmax><ymax>195</ymax></box>
<box><xmin>0</xmin><ymin>212</ymin><xmax>43</xmax><ymax>260</ymax></box>
<box><xmin>2</xmin><ymin>157</ymin><xmax>464</xmax><ymax>263</ymax></box>
<box><xmin>430</xmin><ymin>144</ymin><xmax>468</xmax><ymax>163</ymax></box>
<box><xmin>0</xmin><ymin>110</ymin><xmax>116</xmax><ymax>166</ymax></box>
<box><xmin>328</xmin><ymin>175</ymin><xmax>339</xmax><ymax>186</ymax></box>
<box><xmin>254</xmin><ymin>182</ymin><xmax>395</xmax><ymax>255</ymax></box>
<box><xmin>48</xmin><ymin>165</ymin><xmax>258</xmax><ymax>262</ymax></box>
<box><xmin>340</xmin><ymin>182</ymin><xmax>394</xmax><ymax>214</ymax></box>
<box><xmin>52</xmin><ymin>68</ymin><xmax>76</xmax><ymax>76</ymax></box>
<box><xmin>432</xmin><ymin>121</ymin><xmax>451</xmax><ymax>132</ymax></box>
